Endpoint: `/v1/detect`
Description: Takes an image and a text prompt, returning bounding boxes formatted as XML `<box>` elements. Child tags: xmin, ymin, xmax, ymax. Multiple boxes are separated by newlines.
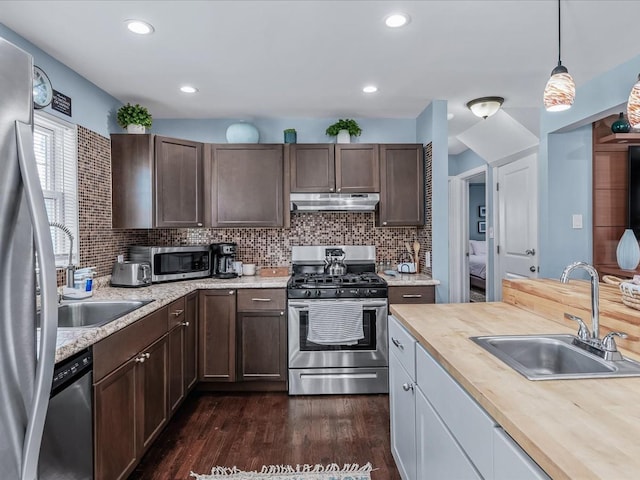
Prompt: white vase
<box><xmin>126</xmin><ymin>124</ymin><xmax>146</xmax><ymax>134</ymax></box>
<box><xmin>616</xmin><ymin>229</ymin><xmax>640</xmax><ymax>270</ymax></box>
<box><xmin>336</xmin><ymin>129</ymin><xmax>351</xmax><ymax>144</ymax></box>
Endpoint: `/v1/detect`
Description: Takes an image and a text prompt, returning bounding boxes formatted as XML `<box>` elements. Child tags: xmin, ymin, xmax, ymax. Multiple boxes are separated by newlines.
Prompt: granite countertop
<box><xmin>379</xmin><ymin>272</ymin><xmax>439</xmax><ymax>286</ymax></box>
<box><xmin>390</xmin><ymin>300</ymin><xmax>640</xmax><ymax>480</ymax></box>
<box><xmin>54</xmin><ymin>275</ymin><xmax>289</xmax><ymax>362</ymax></box>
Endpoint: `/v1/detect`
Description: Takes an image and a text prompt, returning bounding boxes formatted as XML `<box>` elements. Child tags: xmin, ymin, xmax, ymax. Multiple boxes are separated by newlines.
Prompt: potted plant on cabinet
<box><xmin>325</xmin><ymin>119</ymin><xmax>362</xmax><ymax>144</ymax></box>
<box><xmin>116</xmin><ymin>103</ymin><xmax>153</xmax><ymax>134</ymax></box>
<box><xmin>284</xmin><ymin>128</ymin><xmax>297</xmax><ymax>144</ymax></box>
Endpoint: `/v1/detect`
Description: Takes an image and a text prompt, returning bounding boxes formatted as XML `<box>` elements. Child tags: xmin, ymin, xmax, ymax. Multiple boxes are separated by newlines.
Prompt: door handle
<box><xmin>530</xmin><ymin>266</ymin><xmax>536</xmax><ymax>272</ymax></box>
<box><xmin>525</xmin><ymin>249</ymin><xmax>536</xmax><ymax>256</ymax></box>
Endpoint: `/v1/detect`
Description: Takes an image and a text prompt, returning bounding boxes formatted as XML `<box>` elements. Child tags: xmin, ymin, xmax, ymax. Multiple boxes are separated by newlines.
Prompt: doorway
<box><xmin>448</xmin><ymin>166</ymin><xmax>488</xmax><ymax>303</ymax></box>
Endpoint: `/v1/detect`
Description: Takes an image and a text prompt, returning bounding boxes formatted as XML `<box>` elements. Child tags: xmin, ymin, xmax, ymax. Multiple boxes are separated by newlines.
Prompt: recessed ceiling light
<box><xmin>125</xmin><ymin>20</ymin><xmax>154</xmax><ymax>35</ymax></box>
<box><xmin>180</xmin><ymin>86</ymin><xmax>198</xmax><ymax>94</ymax></box>
<box><xmin>385</xmin><ymin>13</ymin><xmax>410</xmax><ymax>28</ymax></box>
<box><xmin>363</xmin><ymin>85</ymin><xmax>378</xmax><ymax>94</ymax></box>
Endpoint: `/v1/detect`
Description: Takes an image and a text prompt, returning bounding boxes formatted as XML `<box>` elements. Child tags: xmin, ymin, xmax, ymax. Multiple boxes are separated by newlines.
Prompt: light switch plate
<box><xmin>572</xmin><ymin>214</ymin><xmax>583</xmax><ymax>229</ymax></box>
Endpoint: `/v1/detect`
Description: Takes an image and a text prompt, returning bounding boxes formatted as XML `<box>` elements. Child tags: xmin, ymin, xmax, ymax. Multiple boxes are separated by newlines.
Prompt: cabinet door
<box><xmin>184</xmin><ymin>291</ymin><xmax>198</xmax><ymax>392</ymax></box>
<box><xmin>335</xmin><ymin>144</ymin><xmax>379</xmax><ymax>193</ymax></box>
<box><xmin>199</xmin><ymin>289</ymin><xmax>237</xmax><ymax>381</ymax></box>
<box><xmin>140</xmin><ymin>335</ymin><xmax>169</xmax><ymax>452</ymax></box>
<box><xmin>378</xmin><ymin>144</ymin><xmax>424</xmax><ymax>226</ymax></box>
<box><xmin>210</xmin><ymin>144</ymin><xmax>284</xmax><ymax>227</ymax></box>
<box><xmin>389</xmin><ymin>352</ymin><xmax>416</xmax><ymax>480</ymax></box>
<box><xmin>416</xmin><ymin>388</ymin><xmax>482</xmax><ymax>480</ymax></box>
<box><xmin>94</xmin><ymin>359</ymin><xmax>138</xmax><ymax>480</ymax></box>
<box><xmin>155</xmin><ymin>136</ymin><xmax>204</xmax><ymax>228</ymax></box>
<box><xmin>290</xmin><ymin>144</ymin><xmax>335</xmax><ymax>192</ymax></box>
<box><xmin>237</xmin><ymin>311</ymin><xmax>286</xmax><ymax>381</ymax></box>
<box><xmin>493</xmin><ymin>428</ymin><xmax>550</xmax><ymax>480</ymax></box>
<box><xmin>110</xmin><ymin>134</ymin><xmax>154</xmax><ymax>228</ymax></box>
<box><xmin>168</xmin><ymin>325</ymin><xmax>185</xmax><ymax>416</ymax></box>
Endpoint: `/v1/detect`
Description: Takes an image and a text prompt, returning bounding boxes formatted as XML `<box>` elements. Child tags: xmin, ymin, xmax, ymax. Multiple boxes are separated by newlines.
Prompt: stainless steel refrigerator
<box><xmin>0</xmin><ymin>37</ymin><xmax>58</xmax><ymax>480</ymax></box>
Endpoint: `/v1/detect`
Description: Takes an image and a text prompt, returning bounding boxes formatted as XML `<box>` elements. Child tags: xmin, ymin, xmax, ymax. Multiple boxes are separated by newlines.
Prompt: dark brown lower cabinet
<box><xmin>167</xmin><ymin>324</ymin><xmax>185</xmax><ymax>416</ymax></box>
<box><xmin>237</xmin><ymin>311</ymin><xmax>287</xmax><ymax>381</ymax></box>
<box><xmin>184</xmin><ymin>291</ymin><xmax>198</xmax><ymax>391</ymax></box>
<box><xmin>388</xmin><ymin>285</ymin><xmax>435</xmax><ymax>305</ymax></box>
<box><xmin>93</xmin><ymin>334</ymin><xmax>168</xmax><ymax>480</ymax></box>
<box><xmin>199</xmin><ymin>289</ymin><xmax>237</xmax><ymax>381</ymax></box>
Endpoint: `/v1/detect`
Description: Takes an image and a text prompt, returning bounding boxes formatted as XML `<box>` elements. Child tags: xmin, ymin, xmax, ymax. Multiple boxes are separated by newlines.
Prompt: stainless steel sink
<box><xmin>470</xmin><ymin>334</ymin><xmax>640</xmax><ymax>380</ymax></box>
<box><xmin>39</xmin><ymin>299</ymin><xmax>154</xmax><ymax>328</ymax></box>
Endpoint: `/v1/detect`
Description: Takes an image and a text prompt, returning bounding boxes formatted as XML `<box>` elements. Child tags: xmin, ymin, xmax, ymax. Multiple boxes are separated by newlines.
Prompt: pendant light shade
<box><xmin>543</xmin><ymin>0</ymin><xmax>575</xmax><ymax>112</ymax></box>
<box><xmin>627</xmin><ymin>74</ymin><xmax>640</xmax><ymax>129</ymax></box>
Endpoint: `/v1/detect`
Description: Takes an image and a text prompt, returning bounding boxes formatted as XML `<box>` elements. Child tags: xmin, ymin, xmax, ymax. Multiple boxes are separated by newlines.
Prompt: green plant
<box><xmin>325</xmin><ymin>119</ymin><xmax>362</xmax><ymax>137</ymax></box>
<box><xmin>284</xmin><ymin>128</ymin><xmax>297</xmax><ymax>134</ymax></box>
<box><xmin>116</xmin><ymin>103</ymin><xmax>153</xmax><ymax>129</ymax></box>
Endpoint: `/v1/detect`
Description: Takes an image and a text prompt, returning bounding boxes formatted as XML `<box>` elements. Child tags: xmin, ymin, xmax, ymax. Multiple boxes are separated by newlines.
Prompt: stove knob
<box><xmin>364</xmin><ymin>289</ymin><xmax>371</xmax><ymax>297</ymax></box>
<box><xmin>304</xmin><ymin>290</ymin><xmax>312</xmax><ymax>297</ymax></box>
<box><xmin>315</xmin><ymin>290</ymin><xmax>322</xmax><ymax>297</ymax></box>
<box><xmin>335</xmin><ymin>289</ymin><xmax>342</xmax><ymax>297</ymax></box>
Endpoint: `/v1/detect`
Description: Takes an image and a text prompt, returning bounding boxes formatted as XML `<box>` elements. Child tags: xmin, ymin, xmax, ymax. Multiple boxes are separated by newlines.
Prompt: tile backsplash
<box><xmin>69</xmin><ymin>127</ymin><xmax>433</xmax><ymax>282</ymax></box>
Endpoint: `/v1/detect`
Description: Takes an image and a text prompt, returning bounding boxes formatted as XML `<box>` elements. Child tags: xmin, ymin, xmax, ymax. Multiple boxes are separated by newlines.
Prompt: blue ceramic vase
<box><xmin>226</xmin><ymin>123</ymin><xmax>259</xmax><ymax>143</ymax></box>
<box><xmin>616</xmin><ymin>229</ymin><xmax>640</xmax><ymax>270</ymax></box>
<box><xmin>611</xmin><ymin>112</ymin><xmax>631</xmax><ymax>134</ymax></box>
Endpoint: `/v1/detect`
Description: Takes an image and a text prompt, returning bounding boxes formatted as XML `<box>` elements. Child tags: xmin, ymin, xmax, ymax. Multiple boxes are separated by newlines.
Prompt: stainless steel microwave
<box><xmin>129</xmin><ymin>245</ymin><xmax>210</xmax><ymax>283</ymax></box>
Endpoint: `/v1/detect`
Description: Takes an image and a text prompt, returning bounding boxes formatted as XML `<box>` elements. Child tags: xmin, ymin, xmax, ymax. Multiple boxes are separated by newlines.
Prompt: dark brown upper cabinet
<box><xmin>208</xmin><ymin>144</ymin><xmax>287</xmax><ymax>227</ymax></box>
<box><xmin>111</xmin><ymin>134</ymin><xmax>204</xmax><ymax>229</ymax></box>
<box><xmin>290</xmin><ymin>144</ymin><xmax>379</xmax><ymax>193</ymax></box>
<box><xmin>377</xmin><ymin>144</ymin><xmax>424</xmax><ymax>227</ymax></box>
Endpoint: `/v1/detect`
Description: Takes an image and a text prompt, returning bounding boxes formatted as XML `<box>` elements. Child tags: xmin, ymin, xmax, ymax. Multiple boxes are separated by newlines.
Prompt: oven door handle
<box><xmin>288</xmin><ymin>301</ymin><xmax>388</xmax><ymax>310</ymax></box>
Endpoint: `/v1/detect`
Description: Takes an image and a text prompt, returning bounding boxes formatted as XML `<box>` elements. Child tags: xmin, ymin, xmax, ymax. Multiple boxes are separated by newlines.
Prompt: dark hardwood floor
<box><xmin>129</xmin><ymin>392</ymin><xmax>401</xmax><ymax>480</ymax></box>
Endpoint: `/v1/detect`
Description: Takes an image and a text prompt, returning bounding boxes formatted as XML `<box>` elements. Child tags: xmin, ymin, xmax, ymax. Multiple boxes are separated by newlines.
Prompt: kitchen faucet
<box><xmin>560</xmin><ymin>261</ymin><xmax>600</xmax><ymax>341</ymax></box>
<box><xmin>49</xmin><ymin>222</ymin><xmax>75</xmax><ymax>288</ymax></box>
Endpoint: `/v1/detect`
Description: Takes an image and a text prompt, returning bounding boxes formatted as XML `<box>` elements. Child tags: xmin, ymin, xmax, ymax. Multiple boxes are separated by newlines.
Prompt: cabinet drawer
<box><xmin>389</xmin><ymin>286</ymin><xmax>435</xmax><ymax>304</ymax></box>
<box><xmin>237</xmin><ymin>289</ymin><xmax>286</xmax><ymax>311</ymax></box>
<box><xmin>167</xmin><ymin>296</ymin><xmax>186</xmax><ymax>329</ymax></box>
<box><xmin>416</xmin><ymin>343</ymin><xmax>496</xmax><ymax>479</ymax></box>
<box><xmin>94</xmin><ymin>306</ymin><xmax>169</xmax><ymax>382</ymax></box>
<box><xmin>388</xmin><ymin>315</ymin><xmax>416</xmax><ymax>378</ymax></box>
<box><xmin>493</xmin><ymin>428</ymin><xmax>550</xmax><ymax>480</ymax></box>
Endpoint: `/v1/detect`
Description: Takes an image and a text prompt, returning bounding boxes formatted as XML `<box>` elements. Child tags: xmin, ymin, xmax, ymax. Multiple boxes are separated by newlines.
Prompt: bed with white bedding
<box><xmin>469</xmin><ymin>240</ymin><xmax>487</xmax><ymax>291</ymax></box>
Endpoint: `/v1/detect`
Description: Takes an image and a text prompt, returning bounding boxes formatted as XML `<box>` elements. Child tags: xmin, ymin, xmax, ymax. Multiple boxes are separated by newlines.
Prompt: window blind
<box><xmin>33</xmin><ymin>111</ymin><xmax>79</xmax><ymax>268</ymax></box>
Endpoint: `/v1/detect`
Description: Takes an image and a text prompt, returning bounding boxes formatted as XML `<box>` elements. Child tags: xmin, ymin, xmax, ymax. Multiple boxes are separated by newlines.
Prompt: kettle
<box><xmin>324</xmin><ymin>248</ymin><xmax>346</xmax><ymax>276</ymax></box>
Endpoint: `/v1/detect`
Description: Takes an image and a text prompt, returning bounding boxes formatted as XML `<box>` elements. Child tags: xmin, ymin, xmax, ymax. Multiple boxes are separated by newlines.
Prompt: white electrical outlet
<box><xmin>425</xmin><ymin>251</ymin><xmax>431</xmax><ymax>268</ymax></box>
<box><xmin>572</xmin><ymin>214</ymin><xmax>583</xmax><ymax>229</ymax></box>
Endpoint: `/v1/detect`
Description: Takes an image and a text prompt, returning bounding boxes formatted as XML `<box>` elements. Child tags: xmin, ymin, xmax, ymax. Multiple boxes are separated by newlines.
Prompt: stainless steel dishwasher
<box><xmin>38</xmin><ymin>348</ymin><xmax>93</xmax><ymax>479</ymax></box>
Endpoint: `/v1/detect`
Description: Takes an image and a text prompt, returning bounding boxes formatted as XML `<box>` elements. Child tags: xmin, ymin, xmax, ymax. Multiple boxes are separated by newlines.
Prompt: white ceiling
<box><xmin>2</xmin><ymin>1</ymin><xmax>639</xmax><ymax>154</ymax></box>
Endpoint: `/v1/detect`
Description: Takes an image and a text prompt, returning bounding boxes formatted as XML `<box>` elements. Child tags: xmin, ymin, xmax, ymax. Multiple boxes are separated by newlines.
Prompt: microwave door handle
<box><xmin>16</xmin><ymin>121</ymin><xmax>58</xmax><ymax>480</ymax></box>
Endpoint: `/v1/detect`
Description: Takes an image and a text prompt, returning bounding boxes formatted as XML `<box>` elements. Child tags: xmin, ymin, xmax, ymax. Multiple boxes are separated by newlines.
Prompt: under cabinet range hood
<box><xmin>290</xmin><ymin>193</ymin><xmax>380</xmax><ymax>212</ymax></box>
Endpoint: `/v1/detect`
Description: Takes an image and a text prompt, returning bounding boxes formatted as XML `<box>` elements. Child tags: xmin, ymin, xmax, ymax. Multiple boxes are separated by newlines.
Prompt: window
<box><xmin>33</xmin><ymin>111</ymin><xmax>79</xmax><ymax>268</ymax></box>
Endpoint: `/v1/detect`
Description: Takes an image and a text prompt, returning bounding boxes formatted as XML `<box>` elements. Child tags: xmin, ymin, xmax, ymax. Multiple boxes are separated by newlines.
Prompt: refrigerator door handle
<box><xmin>15</xmin><ymin>121</ymin><xmax>57</xmax><ymax>480</ymax></box>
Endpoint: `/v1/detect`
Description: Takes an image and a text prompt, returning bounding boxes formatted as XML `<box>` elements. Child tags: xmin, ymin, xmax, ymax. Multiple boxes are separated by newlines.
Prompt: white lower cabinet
<box><xmin>390</xmin><ymin>345</ymin><xmax>417</xmax><ymax>480</ymax></box>
<box><xmin>416</xmin><ymin>387</ymin><xmax>482</xmax><ymax>479</ymax></box>
<box><xmin>388</xmin><ymin>315</ymin><xmax>550</xmax><ymax>480</ymax></box>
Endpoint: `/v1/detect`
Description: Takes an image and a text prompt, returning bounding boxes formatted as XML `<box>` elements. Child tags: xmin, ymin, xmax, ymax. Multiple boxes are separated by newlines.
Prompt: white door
<box><xmin>496</xmin><ymin>154</ymin><xmax>538</xmax><ymax>297</ymax></box>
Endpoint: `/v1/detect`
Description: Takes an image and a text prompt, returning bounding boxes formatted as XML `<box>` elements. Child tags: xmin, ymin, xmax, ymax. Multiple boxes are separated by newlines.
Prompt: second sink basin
<box><xmin>470</xmin><ymin>334</ymin><xmax>640</xmax><ymax>380</ymax></box>
<box><xmin>39</xmin><ymin>299</ymin><xmax>154</xmax><ymax>328</ymax></box>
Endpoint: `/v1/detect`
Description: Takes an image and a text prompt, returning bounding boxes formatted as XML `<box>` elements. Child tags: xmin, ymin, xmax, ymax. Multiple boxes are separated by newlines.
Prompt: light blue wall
<box><xmin>449</xmin><ymin>148</ymin><xmax>487</xmax><ymax>177</ymax></box>
<box><xmin>152</xmin><ymin>117</ymin><xmax>417</xmax><ymax>144</ymax></box>
<box><xmin>417</xmin><ymin>100</ymin><xmax>449</xmax><ymax>302</ymax></box>
<box><xmin>539</xmin><ymin>53</ymin><xmax>640</xmax><ymax>277</ymax></box>
<box><xmin>469</xmin><ymin>184</ymin><xmax>486</xmax><ymax>241</ymax></box>
<box><xmin>0</xmin><ymin>24</ymin><xmax>121</xmax><ymax>136</ymax></box>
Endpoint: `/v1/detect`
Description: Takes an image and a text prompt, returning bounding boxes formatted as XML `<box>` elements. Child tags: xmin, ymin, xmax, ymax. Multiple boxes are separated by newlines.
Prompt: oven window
<box><xmin>154</xmin><ymin>252</ymin><xmax>209</xmax><ymax>275</ymax></box>
<box><xmin>298</xmin><ymin>309</ymin><xmax>377</xmax><ymax>351</ymax></box>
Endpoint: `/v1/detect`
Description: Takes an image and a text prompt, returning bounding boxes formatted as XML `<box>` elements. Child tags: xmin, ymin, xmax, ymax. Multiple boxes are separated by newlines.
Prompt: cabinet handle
<box><xmin>337</xmin><ymin>188</ymin><xmax>341</xmax><ymax>192</ymax></box>
<box><xmin>135</xmin><ymin>355</ymin><xmax>146</xmax><ymax>363</ymax></box>
<box><xmin>252</xmin><ymin>298</ymin><xmax>272</xmax><ymax>302</ymax></box>
<box><xmin>181</xmin><ymin>321</ymin><xmax>190</xmax><ymax>327</ymax></box>
<box><xmin>229</xmin><ymin>290</ymin><xmax>235</xmax><ymax>295</ymax></box>
<box><xmin>329</xmin><ymin>188</ymin><xmax>334</xmax><ymax>192</ymax></box>
<box><xmin>197</xmin><ymin>222</ymin><xmax>203</xmax><ymax>227</ymax></box>
<box><xmin>382</xmin><ymin>221</ymin><xmax>387</xmax><ymax>226</ymax></box>
<box><xmin>171</xmin><ymin>309</ymin><xmax>184</xmax><ymax>316</ymax></box>
<box><xmin>402</xmin><ymin>383</ymin><xmax>414</xmax><ymax>392</ymax></box>
<box><xmin>391</xmin><ymin>337</ymin><xmax>404</xmax><ymax>350</ymax></box>
<box><xmin>144</xmin><ymin>353</ymin><xmax>150</xmax><ymax>359</ymax></box>
<box><xmin>402</xmin><ymin>294</ymin><xmax>422</xmax><ymax>298</ymax></box>
<box><xmin>280</xmin><ymin>311</ymin><xmax>284</xmax><ymax>316</ymax></box>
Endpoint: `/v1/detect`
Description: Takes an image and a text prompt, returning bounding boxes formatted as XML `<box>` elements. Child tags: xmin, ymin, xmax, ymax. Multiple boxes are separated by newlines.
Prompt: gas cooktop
<box><xmin>287</xmin><ymin>272</ymin><xmax>387</xmax><ymax>299</ymax></box>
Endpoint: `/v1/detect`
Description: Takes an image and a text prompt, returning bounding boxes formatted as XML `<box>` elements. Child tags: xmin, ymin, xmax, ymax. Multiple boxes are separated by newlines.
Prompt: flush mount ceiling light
<box><xmin>466</xmin><ymin>97</ymin><xmax>504</xmax><ymax>119</ymax></box>
<box><xmin>363</xmin><ymin>85</ymin><xmax>378</xmax><ymax>93</ymax></box>
<box><xmin>180</xmin><ymin>85</ymin><xmax>198</xmax><ymax>94</ymax></box>
<box><xmin>385</xmin><ymin>13</ymin><xmax>410</xmax><ymax>28</ymax></box>
<box><xmin>125</xmin><ymin>19</ymin><xmax>155</xmax><ymax>35</ymax></box>
<box><xmin>627</xmin><ymin>74</ymin><xmax>640</xmax><ymax>129</ymax></box>
<box><xmin>543</xmin><ymin>0</ymin><xmax>575</xmax><ymax>112</ymax></box>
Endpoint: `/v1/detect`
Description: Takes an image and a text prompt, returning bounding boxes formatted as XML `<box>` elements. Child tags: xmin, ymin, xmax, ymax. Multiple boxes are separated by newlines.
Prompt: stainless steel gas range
<box><xmin>287</xmin><ymin>245</ymin><xmax>388</xmax><ymax>395</ymax></box>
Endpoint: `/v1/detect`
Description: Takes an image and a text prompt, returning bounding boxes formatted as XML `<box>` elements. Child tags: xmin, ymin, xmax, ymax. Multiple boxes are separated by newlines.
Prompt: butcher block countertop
<box><xmin>390</xmin><ymin>279</ymin><xmax>640</xmax><ymax>480</ymax></box>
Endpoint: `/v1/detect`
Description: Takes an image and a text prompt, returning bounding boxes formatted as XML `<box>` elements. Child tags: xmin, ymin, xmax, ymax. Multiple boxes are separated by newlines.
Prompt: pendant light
<box><xmin>627</xmin><ymin>74</ymin><xmax>640</xmax><ymax>129</ymax></box>
<box><xmin>543</xmin><ymin>0</ymin><xmax>575</xmax><ymax>112</ymax></box>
